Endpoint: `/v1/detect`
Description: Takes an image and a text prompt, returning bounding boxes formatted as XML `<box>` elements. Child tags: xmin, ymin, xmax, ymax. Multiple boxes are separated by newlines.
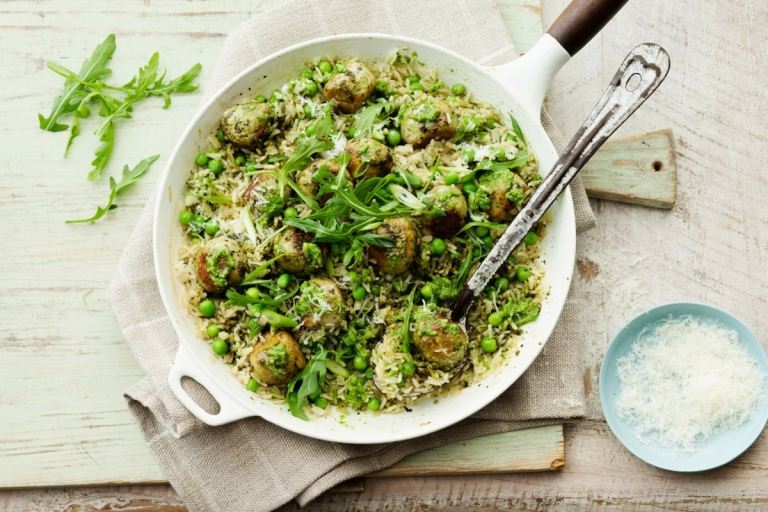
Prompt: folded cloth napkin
<box><xmin>109</xmin><ymin>0</ymin><xmax>597</xmax><ymax>510</ymax></box>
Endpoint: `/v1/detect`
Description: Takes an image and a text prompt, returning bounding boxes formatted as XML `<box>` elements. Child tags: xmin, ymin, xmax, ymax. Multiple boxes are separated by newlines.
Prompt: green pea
<box><xmin>235</xmin><ymin>154</ymin><xmax>246</xmax><ymax>166</ymax></box>
<box><xmin>353</xmin><ymin>355</ymin><xmax>368</xmax><ymax>370</ymax></box>
<box><xmin>215</xmin><ymin>128</ymin><xmax>226</xmax><ymax>143</ymax></box>
<box><xmin>409</xmin><ymin>81</ymin><xmax>424</xmax><ymax>91</ymax></box>
<box><xmin>305</xmin><ymin>123</ymin><xmax>318</xmax><ymax>136</ymax></box>
<box><xmin>496</xmin><ymin>277</ymin><xmax>509</xmax><ymax>290</ymax></box>
<box><xmin>523</xmin><ymin>232</ymin><xmax>539</xmax><ymax>245</ymax></box>
<box><xmin>211</xmin><ymin>339</ymin><xmax>228</xmax><ymax>356</ymax></box>
<box><xmin>367</xmin><ymin>397</ymin><xmax>381</xmax><ymax>411</ymax></box>
<box><xmin>463</xmin><ymin>181</ymin><xmax>478</xmax><ymax>194</ymax></box>
<box><xmin>495</xmin><ymin>149</ymin><xmax>507</xmax><ymax>160</ymax></box>
<box><xmin>420</xmin><ymin>283</ymin><xmax>434</xmax><ymax>299</ymax></box>
<box><xmin>300</xmin><ymin>67</ymin><xmax>313</xmax><ymax>79</ymax></box>
<box><xmin>303</xmin><ymin>104</ymin><xmax>313</xmax><ymax>118</ymax></box>
<box><xmin>475</xmin><ymin>226</ymin><xmax>489</xmax><ymax>237</ymax></box>
<box><xmin>314</xmin><ymin>396</ymin><xmax>329</xmax><ymax>409</ymax></box>
<box><xmin>206</xmin><ymin>323</ymin><xmax>220</xmax><ymax>338</ymax></box>
<box><xmin>246</xmin><ymin>287</ymin><xmax>260</xmax><ymax>299</ymax></box>
<box><xmin>347</xmin><ymin>271</ymin><xmax>359</xmax><ymax>283</ymax></box>
<box><xmin>254</xmin><ymin>94</ymin><xmax>267</xmax><ymax>103</ymax></box>
<box><xmin>246</xmin><ymin>378</ymin><xmax>259</xmax><ymax>392</ymax></box>
<box><xmin>400</xmin><ymin>360</ymin><xmax>416</xmax><ymax>377</ymax></box>
<box><xmin>193</xmin><ymin>214</ymin><xmax>206</xmax><ymax>224</ymax></box>
<box><xmin>245</xmin><ymin>162</ymin><xmax>257</xmax><ymax>173</ymax></box>
<box><xmin>352</xmin><ymin>286</ymin><xmax>366</xmax><ymax>301</ymax></box>
<box><xmin>386</xmin><ymin>129</ymin><xmax>402</xmax><ymax>146</ymax></box>
<box><xmin>481</xmin><ymin>336</ymin><xmax>498</xmax><ymax>353</ymax></box>
<box><xmin>208</xmin><ymin>159</ymin><xmax>224</xmax><ymax>175</ymax></box>
<box><xmin>463</xmin><ymin>148</ymin><xmax>475</xmax><ymax>162</ymax></box>
<box><xmin>305</xmin><ymin>81</ymin><xmax>319</xmax><ymax>96</ymax></box>
<box><xmin>451</xmin><ymin>83</ymin><xmax>466</xmax><ymax>96</ymax></box>
<box><xmin>488</xmin><ymin>311</ymin><xmax>503</xmax><ymax>326</ymax></box>
<box><xmin>179</xmin><ymin>210</ymin><xmax>194</xmax><ymax>225</ymax></box>
<box><xmin>444</xmin><ymin>172</ymin><xmax>459</xmax><ymax>185</ymax></box>
<box><xmin>516</xmin><ymin>265</ymin><xmax>532</xmax><ymax>281</ymax></box>
<box><xmin>277</xmin><ymin>273</ymin><xmax>291</xmax><ymax>289</ymax></box>
<box><xmin>318</xmin><ymin>59</ymin><xmax>333</xmax><ymax>74</ymax></box>
<box><xmin>430</xmin><ymin>238</ymin><xmax>446</xmax><ymax>256</ymax></box>
<box><xmin>199</xmin><ymin>299</ymin><xmax>216</xmax><ymax>318</ymax></box>
<box><xmin>204</xmin><ymin>220</ymin><xmax>219</xmax><ymax>235</ymax></box>
<box><xmin>283</xmin><ymin>206</ymin><xmax>298</xmax><ymax>219</ymax></box>
<box><xmin>195</xmin><ymin>153</ymin><xmax>209</xmax><ymax>166</ymax></box>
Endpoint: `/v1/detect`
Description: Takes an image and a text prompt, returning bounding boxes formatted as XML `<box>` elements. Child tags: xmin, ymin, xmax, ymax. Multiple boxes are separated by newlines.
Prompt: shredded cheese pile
<box><xmin>616</xmin><ymin>315</ymin><xmax>765</xmax><ymax>452</ymax></box>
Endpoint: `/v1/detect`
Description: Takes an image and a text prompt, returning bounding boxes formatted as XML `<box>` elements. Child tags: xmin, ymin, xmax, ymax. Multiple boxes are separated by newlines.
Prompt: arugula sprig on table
<box><xmin>66</xmin><ymin>155</ymin><xmax>159</xmax><ymax>223</ymax></box>
<box><xmin>40</xmin><ymin>34</ymin><xmax>201</xmax><ymax>181</ymax></box>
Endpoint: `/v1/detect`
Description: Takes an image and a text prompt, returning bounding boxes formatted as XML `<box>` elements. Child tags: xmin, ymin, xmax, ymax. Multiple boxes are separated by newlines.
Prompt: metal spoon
<box><xmin>452</xmin><ymin>43</ymin><xmax>670</xmax><ymax>325</ymax></box>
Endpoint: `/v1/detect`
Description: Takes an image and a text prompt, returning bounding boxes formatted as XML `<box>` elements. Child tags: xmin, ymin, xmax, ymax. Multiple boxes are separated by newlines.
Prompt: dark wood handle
<box><xmin>547</xmin><ymin>0</ymin><xmax>629</xmax><ymax>56</ymax></box>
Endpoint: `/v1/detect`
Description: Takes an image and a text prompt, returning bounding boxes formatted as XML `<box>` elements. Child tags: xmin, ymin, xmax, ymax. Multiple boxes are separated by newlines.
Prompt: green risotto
<box><xmin>175</xmin><ymin>49</ymin><xmax>546</xmax><ymax>420</ymax></box>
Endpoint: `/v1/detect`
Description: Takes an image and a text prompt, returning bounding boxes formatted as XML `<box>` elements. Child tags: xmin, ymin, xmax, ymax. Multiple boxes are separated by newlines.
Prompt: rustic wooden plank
<box><xmin>370</xmin><ymin>425</ymin><xmax>564</xmax><ymax>477</ymax></box>
<box><xmin>581</xmin><ymin>129</ymin><xmax>677</xmax><ymax>208</ymax></box>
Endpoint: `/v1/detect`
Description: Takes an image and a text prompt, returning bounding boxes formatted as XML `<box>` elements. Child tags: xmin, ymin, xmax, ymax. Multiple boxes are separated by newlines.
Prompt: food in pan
<box><xmin>175</xmin><ymin>50</ymin><xmax>545</xmax><ymax>419</ymax></box>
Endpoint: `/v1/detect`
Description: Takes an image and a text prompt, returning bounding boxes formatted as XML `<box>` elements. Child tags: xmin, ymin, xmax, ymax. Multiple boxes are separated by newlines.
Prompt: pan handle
<box><xmin>168</xmin><ymin>343</ymin><xmax>257</xmax><ymax>426</ymax></box>
<box><xmin>489</xmin><ymin>0</ymin><xmax>628</xmax><ymax>114</ymax></box>
<box><xmin>548</xmin><ymin>0</ymin><xmax>629</xmax><ymax>56</ymax></box>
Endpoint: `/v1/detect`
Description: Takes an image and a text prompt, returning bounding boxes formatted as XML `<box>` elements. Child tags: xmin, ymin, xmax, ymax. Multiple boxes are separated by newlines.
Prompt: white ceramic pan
<box><xmin>155</xmin><ymin>0</ymin><xmax>628</xmax><ymax>443</ymax></box>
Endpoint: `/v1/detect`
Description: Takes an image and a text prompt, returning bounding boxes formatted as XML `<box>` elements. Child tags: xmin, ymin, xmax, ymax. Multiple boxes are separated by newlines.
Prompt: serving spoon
<box><xmin>451</xmin><ymin>43</ymin><xmax>671</xmax><ymax>325</ymax></box>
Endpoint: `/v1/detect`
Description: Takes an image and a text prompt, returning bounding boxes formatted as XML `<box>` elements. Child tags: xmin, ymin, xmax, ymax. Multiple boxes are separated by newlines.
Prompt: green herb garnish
<box><xmin>39</xmin><ymin>34</ymin><xmax>201</xmax><ymax>180</ymax></box>
<box><xmin>66</xmin><ymin>154</ymin><xmax>159</xmax><ymax>223</ymax></box>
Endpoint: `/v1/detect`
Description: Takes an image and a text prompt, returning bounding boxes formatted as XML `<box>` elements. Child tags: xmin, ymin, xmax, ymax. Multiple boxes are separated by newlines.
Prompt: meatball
<box><xmin>296</xmin><ymin>159</ymin><xmax>342</xmax><ymax>201</ymax></box>
<box><xmin>295</xmin><ymin>278</ymin><xmax>345</xmax><ymax>330</ymax></box>
<box><xmin>323</xmin><ymin>59</ymin><xmax>375</xmax><ymax>113</ymax></box>
<box><xmin>476</xmin><ymin>169</ymin><xmax>529</xmax><ymax>222</ymax></box>
<box><xmin>347</xmin><ymin>138</ymin><xmax>392</xmax><ymax>179</ymax></box>
<box><xmin>411</xmin><ymin>307</ymin><xmax>468</xmax><ymax>369</ymax></box>
<box><xmin>240</xmin><ymin>172</ymin><xmax>284</xmax><ymax>216</ymax></box>
<box><xmin>249</xmin><ymin>331</ymin><xmax>306</xmax><ymax>385</ymax></box>
<box><xmin>425</xmin><ymin>185</ymin><xmax>468</xmax><ymax>237</ymax></box>
<box><xmin>400</xmin><ymin>98</ymin><xmax>457</xmax><ymax>148</ymax></box>
<box><xmin>220</xmin><ymin>101</ymin><xmax>274</xmax><ymax>149</ymax></box>
<box><xmin>273</xmin><ymin>228</ymin><xmax>323</xmax><ymax>274</ymax></box>
<box><xmin>368</xmin><ymin>217</ymin><xmax>418</xmax><ymax>275</ymax></box>
<box><xmin>195</xmin><ymin>237</ymin><xmax>246</xmax><ymax>294</ymax></box>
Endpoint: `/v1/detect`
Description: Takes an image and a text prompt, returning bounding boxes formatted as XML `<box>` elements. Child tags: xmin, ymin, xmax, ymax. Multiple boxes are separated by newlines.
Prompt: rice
<box><xmin>174</xmin><ymin>49</ymin><xmax>546</xmax><ymax>418</ymax></box>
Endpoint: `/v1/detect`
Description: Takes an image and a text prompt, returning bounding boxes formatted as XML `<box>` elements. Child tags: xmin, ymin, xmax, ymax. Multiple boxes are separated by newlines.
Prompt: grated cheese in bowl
<box><xmin>616</xmin><ymin>315</ymin><xmax>765</xmax><ymax>453</ymax></box>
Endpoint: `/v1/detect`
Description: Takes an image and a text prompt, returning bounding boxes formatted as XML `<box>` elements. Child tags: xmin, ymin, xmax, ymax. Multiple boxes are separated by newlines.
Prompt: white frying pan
<box><xmin>155</xmin><ymin>0</ymin><xmax>629</xmax><ymax>443</ymax></box>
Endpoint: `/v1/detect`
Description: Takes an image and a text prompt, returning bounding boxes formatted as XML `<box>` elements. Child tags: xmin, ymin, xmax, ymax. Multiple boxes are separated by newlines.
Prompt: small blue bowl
<box><xmin>599</xmin><ymin>302</ymin><xmax>768</xmax><ymax>472</ymax></box>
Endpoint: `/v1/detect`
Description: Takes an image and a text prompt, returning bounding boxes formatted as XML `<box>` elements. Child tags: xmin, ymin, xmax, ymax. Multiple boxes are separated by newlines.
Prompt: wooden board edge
<box><xmin>583</xmin><ymin>129</ymin><xmax>678</xmax><ymax>209</ymax></box>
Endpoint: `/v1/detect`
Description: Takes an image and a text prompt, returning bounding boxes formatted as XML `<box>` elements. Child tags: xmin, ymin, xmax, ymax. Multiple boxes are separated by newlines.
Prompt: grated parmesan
<box><xmin>615</xmin><ymin>315</ymin><xmax>765</xmax><ymax>453</ymax></box>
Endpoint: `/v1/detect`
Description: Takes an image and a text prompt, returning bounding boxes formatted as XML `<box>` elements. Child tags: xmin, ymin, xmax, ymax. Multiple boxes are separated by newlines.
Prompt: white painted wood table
<box><xmin>2</xmin><ymin>0</ymin><xmax>768</xmax><ymax>510</ymax></box>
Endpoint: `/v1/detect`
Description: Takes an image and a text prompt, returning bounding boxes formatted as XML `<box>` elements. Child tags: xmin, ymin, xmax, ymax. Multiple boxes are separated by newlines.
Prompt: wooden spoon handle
<box><xmin>451</xmin><ymin>44</ymin><xmax>671</xmax><ymax>322</ymax></box>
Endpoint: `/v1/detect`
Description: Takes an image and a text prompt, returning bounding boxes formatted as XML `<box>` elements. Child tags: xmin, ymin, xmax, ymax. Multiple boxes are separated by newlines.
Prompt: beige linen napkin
<box><xmin>109</xmin><ymin>1</ymin><xmax>596</xmax><ymax>510</ymax></box>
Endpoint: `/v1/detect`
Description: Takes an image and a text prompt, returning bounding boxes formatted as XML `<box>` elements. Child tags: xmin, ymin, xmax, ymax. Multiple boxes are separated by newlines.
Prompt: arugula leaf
<box><xmin>67</xmin><ymin>154</ymin><xmax>159</xmax><ymax>223</ymax></box>
<box><xmin>40</xmin><ymin>35</ymin><xmax>201</xmax><ymax>182</ymax></box>
<box><xmin>38</xmin><ymin>34</ymin><xmax>116</xmax><ymax>132</ymax></box>
<box><xmin>286</xmin><ymin>348</ymin><xmax>328</xmax><ymax>420</ymax></box>
<box><xmin>508</xmin><ymin>112</ymin><xmax>527</xmax><ymax>148</ymax></box>
<box><xmin>352</xmin><ymin>101</ymin><xmax>385</xmax><ymax>137</ymax></box>
<box><xmin>148</xmin><ymin>63</ymin><xmax>202</xmax><ymax>108</ymax></box>
<box><xmin>89</xmin><ymin>120</ymin><xmax>115</xmax><ymax>181</ymax></box>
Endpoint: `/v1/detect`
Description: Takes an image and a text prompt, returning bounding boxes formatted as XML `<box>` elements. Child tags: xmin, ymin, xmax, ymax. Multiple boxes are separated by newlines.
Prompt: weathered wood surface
<box><xmin>581</xmin><ymin>129</ymin><xmax>677</xmax><ymax>208</ymax></box>
<box><xmin>370</xmin><ymin>425</ymin><xmax>564</xmax><ymax>477</ymax></box>
<box><xmin>2</xmin><ymin>0</ymin><xmax>768</xmax><ymax>509</ymax></box>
